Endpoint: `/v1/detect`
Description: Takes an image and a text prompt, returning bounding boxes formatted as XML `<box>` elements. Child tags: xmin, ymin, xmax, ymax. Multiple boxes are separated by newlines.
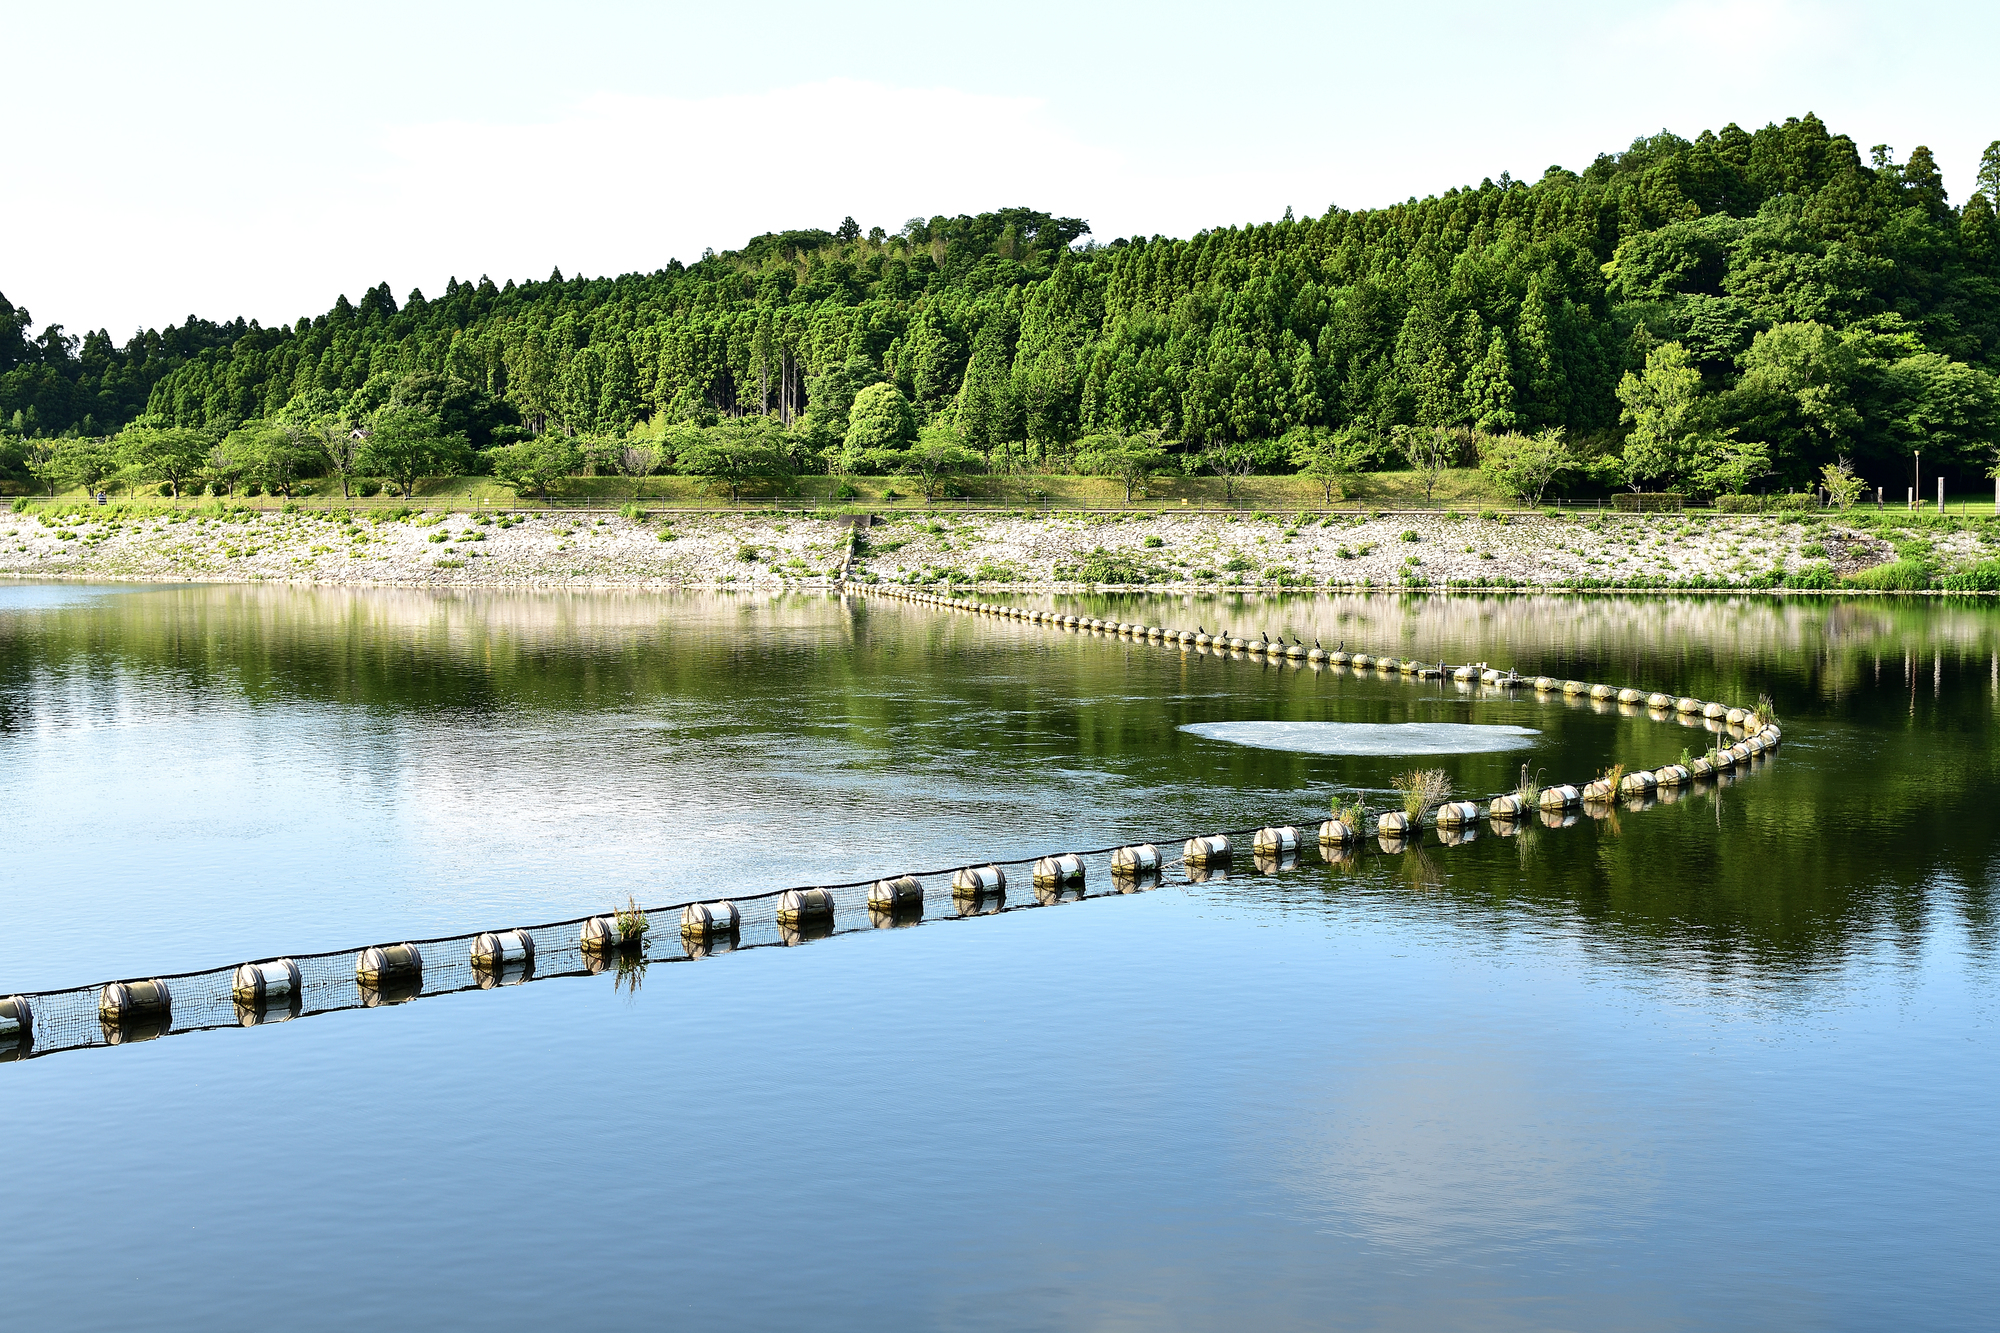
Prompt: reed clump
<box><xmin>614</xmin><ymin>894</ymin><xmax>650</xmax><ymax>942</ymax></box>
<box><xmin>1330</xmin><ymin>792</ymin><xmax>1369</xmax><ymax>833</ymax></box>
<box><xmin>1391</xmin><ymin>768</ymin><xmax>1452</xmax><ymax>823</ymax></box>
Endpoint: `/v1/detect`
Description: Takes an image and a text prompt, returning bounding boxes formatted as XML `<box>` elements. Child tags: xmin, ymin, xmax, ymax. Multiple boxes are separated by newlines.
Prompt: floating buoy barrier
<box><xmin>2</xmin><ymin>584</ymin><xmax>1795</xmax><ymax>1063</ymax></box>
<box><xmin>952</xmin><ymin>865</ymin><xmax>1007</xmax><ymax>896</ymax></box>
<box><xmin>681</xmin><ymin>901</ymin><xmax>740</xmax><ymax>937</ymax></box>
<box><xmin>1111</xmin><ymin>843</ymin><xmax>1160</xmax><ymax>875</ymax></box>
<box><xmin>471</xmin><ymin>929</ymin><xmax>535</xmax><ymax>972</ymax></box>
<box><xmin>777</xmin><ymin>887</ymin><xmax>836</xmax><ymax>924</ymax></box>
<box><xmin>357</xmin><ymin>943</ymin><xmax>423</xmax><ymax>985</ymax></box>
<box><xmin>1252</xmin><ymin>825</ymin><xmax>1300</xmax><ymax>856</ymax></box>
<box><xmin>1183</xmin><ymin>834</ymin><xmax>1230</xmax><ymax>865</ymax></box>
<box><xmin>868</xmin><ymin>875</ymin><xmax>924</xmax><ymax>909</ymax></box>
<box><xmin>1435</xmin><ymin>800</ymin><xmax>1482</xmax><ymax>826</ymax></box>
<box><xmin>1033</xmin><ymin>853</ymin><xmax>1085</xmax><ymax>886</ymax></box>
<box><xmin>232</xmin><ymin>958</ymin><xmax>300</xmax><ymax>1007</ymax></box>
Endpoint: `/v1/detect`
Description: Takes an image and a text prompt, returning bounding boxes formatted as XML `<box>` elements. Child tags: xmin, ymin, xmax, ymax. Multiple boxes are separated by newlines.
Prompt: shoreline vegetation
<box><xmin>10</xmin><ymin>492</ymin><xmax>2000</xmax><ymax>596</ymax></box>
<box><xmin>3</xmin><ymin>115</ymin><xmax>1997</xmax><ymax>532</ymax></box>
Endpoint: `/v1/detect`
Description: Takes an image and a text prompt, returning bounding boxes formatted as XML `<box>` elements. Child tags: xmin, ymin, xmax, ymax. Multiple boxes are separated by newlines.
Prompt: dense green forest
<box><xmin>5</xmin><ymin>114</ymin><xmax>1999</xmax><ymax>500</ymax></box>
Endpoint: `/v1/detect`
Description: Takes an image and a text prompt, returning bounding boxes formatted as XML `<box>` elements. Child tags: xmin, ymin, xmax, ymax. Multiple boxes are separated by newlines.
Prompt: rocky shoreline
<box><xmin>0</xmin><ymin>502</ymin><xmax>1983</xmax><ymax>594</ymax></box>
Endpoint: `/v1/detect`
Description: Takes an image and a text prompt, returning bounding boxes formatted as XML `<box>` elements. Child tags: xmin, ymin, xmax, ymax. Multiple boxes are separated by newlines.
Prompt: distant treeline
<box><xmin>4</xmin><ymin>113</ymin><xmax>1999</xmax><ymax>497</ymax></box>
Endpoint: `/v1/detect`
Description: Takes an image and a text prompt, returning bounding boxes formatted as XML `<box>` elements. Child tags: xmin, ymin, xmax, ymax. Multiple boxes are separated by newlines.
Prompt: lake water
<box><xmin>2</xmin><ymin>583</ymin><xmax>1996</xmax><ymax>1331</ymax></box>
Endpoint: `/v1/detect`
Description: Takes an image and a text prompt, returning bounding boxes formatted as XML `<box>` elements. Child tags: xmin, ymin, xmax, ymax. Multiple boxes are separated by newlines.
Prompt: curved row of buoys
<box><xmin>864</xmin><ymin>583</ymin><xmax>1785</xmax><ymax>844</ymax></box>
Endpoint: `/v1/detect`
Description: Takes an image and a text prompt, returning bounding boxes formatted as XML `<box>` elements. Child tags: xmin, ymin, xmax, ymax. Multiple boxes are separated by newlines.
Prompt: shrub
<box><xmin>1713</xmin><ymin>494</ymin><xmax>1764</xmax><ymax>513</ymax></box>
<box><xmin>1769</xmin><ymin>492</ymin><xmax>1818</xmax><ymax>512</ymax></box>
<box><xmin>1142</xmin><ymin>534</ymin><xmax>1164</xmax><ymax>548</ymax></box>
<box><xmin>1611</xmin><ymin>492</ymin><xmax>1683</xmax><ymax>512</ymax></box>
<box><xmin>1787</xmin><ymin>562</ymin><xmax>1838</xmax><ymax>589</ymax></box>
<box><xmin>1938</xmin><ymin>560</ymin><xmax>2000</xmax><ymax>592</ymax></box>
<box><xmin>1223</xmin><ymin>555</ymin><xmax>1253</xmax><ymax>571</ymax></box>
<box><xmin>1400</xmin><ymin>529</ymin><xmax>1420</xmax><ymax>542</ymax></box>
<box><xmin>737</xmin><ymin>544</ymin><xmax>759</xmax><ymax>562</ymax></box>
<box><xmin>427</xmin><ymin>531</ymin><xmax>449</xmax><ymax>543</ymax></box>
<box><xmin>357</xmin><ymin>480</ymin><xmax>382</xmax><ymax>497</ymax></box>
<box><xmin>618</xmin><ymin>503</ymin><xmax>648</xmax><ymax>522</ymax></box>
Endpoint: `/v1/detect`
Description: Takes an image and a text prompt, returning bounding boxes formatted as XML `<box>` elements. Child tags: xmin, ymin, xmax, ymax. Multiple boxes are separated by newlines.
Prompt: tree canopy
<box><xmin>5</xmin><ymin>118</ymin><xmax>1999</xmax><ymax>494</ymax></box>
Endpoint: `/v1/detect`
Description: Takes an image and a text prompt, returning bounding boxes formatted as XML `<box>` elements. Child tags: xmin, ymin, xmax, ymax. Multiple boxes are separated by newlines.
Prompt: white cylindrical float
<box><xmin>1488</xmin><ymin>794</ymin><xmax>1526</xmax><ymax>818</ymax></box>
<box><xmin>1032</xmin><ymin>853</ymin><xmax>1085</xmax><ymax>887</ymax></box>
<box><xmin>1111</xmin><ymin>844</ymin><xmax>1160</xmax><ymax>876</ymax></box>
<box><xmin>1183</xmin><ymin>834</ymin><xmax>1230</xmax><ymax>865</ymax></box>
<box><xmin>1618</xmin><ymin>771</ymin><xmax>1657</xmax><ymax>796</ymax></box>
<box><xmin>0</xmin><ymin>995</ymin><xmax>33</xmax><ymax>1057</ymax></box>
<box><xmin>1654</xmin><ymin>764</ymin><xmax>1692</xmax><ymax>787</ymax></box>
<box><xmin>1452</xmin><ymin>666</ymin><xmax>1478</xmax><ymax>682</ymax></box>
<box><xmin>356</xmin><ymin>942</ymin><xmax>423</xmax><ymax>985</ymax></box>
<box><xmin>1350</xmin><ymin>653</ymin><xmax>1372</xmax><ymax>668</ymax></box>
<box><xmin>471</xmin><ymin>929</ymin><xmax>535</xmax><ymax>971</ymax></box>
<box><xmin>1328</xmin><ymin>651</ymin><xmax>1351</xmax><ymax>665</ymax></box>
<box><xmin>952</xmin><ymin>864</ymin><xmax>1007</xmax><ymax>895</ymax></box>
<box><xmin>681</xmin><ymin>900</ymin><xmax>740</xmax><ymax>937</ymax></box>
<box><xmin>1377</xmin><ymin>811</ymin><xmax>1412</xmax><ymax>835</ymax></box>
<box><xmin>1541</xmin><ymin>785</ymin><xmax>1581</xmax><ymax>808</ymax></box>
<box><xmin>1252</xmin><ymin>825</ymin><xmax>1300</xmax><ymax>855</ymax></box>
<box><xmin>1582</xmin><ymin>778</ymin><xmax>1615</xmax><ymax>801</ymax></box>
<box><xmin>1435</xmin><ymin>800</ymin><xmax>1481</xmax><ymax>826</ymax></box>
<box><xmin>868</xmin><ymin>875</ymin><xmax>924</xmax><ymax>908</ymax></box>
<box><xmin>1703</xmin><ymin>701</ymin><xmax>1729</xmax><ymax>719</ymax></box>
<box><xmin>1689</xmin><ymin>757</ymin><xmax>1716</xmax><ymax>778</ymax></box>
<box><xmin>231</xmin><ymin>958</ymin><xmax>301</xmax><ymax>1007</ymax></box>
<box><xmin>1589</xmin><ymin>684</ymin><xmax>1615</xmax><ymax>701</ymax></box>
<box><xmin>1318</xmin><ymin>818</ymin><xmax>1358</xmax><ymax>844</ymax></box>
<box><xmin>99</xmin><ymin>978</ymin><xmax>171</xmax><ymax>1027</ymax></box>
<box><xmin>1480</xmin><ymin>669</ymin><xmax>1503</xmax><ymax>684</ymax></box>
<box><xmin>581</xmin><ymin>913</ymin><xmax>646</xmax><ymax>952</ymax></box>
<box><xmin>1676</xmin><ymin>696</ymin><xmax>1703</xmax><ymax>714</ymax></box>
<box><xmin>1725</xmin><ymin>707</ymin><xmax>1748</xmax><ymax>725</ymax></box>
<box><xmin>1617</xmin><ymin>688</ymin><xmax>1644</xmax><ymax>704</ymax></box>
<box><xmin>777</xmin><ymin>887</ymin><xmax>836</xmax><ymax>924</ymax></box>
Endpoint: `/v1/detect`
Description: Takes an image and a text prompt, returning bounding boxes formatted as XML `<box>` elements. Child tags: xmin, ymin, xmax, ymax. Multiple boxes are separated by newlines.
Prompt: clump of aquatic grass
<box><xmin>614</xmin><ymin>894</ymin><xmax>650</xmax><ymax>942</ymax></box>
<box><xmin>1749</xmin><ymin>692</ymin><xmax>1779</xmax><ymax>728</ymax></box>
<box><xmin>1677</xmin><ymin>747</ymin><xmax>1692</xmax><ymax>768</ymax></box>
<box><xmin>1391</xmin><ymin>768</ymin><xmax>1452</xmax><ymax>822</ymax></box>
<box><xmin>1514</xmin><ymin>763</ymin><xmax>1541</xmax><ymax>808</ymax></box>
<box><xmin>1330</xmin><ymin>792</ymin><xmax>1369</xmax><ymax>832</ymax></box>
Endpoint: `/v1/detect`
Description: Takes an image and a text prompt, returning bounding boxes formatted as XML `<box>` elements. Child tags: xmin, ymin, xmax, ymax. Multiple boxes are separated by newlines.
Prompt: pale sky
<box><xmin>6</xmin><ymin>0</ymin><xmax>1995</xmax><ymax>340</ymax></box>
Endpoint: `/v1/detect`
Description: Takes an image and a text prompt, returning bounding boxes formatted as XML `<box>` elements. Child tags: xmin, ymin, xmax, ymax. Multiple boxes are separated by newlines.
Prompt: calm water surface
<box><xmin>2</xmin><ymin>583</ymin><xmax>1996</xmax><ymax>1331</ymax></box>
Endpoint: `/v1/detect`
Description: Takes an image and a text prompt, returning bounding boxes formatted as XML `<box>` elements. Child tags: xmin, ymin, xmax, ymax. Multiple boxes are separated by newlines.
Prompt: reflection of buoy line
<box><xmin>0</xmin><ymin>586</ymin><xmax>1780</xmax><ymax>1065</ymax></box>
<box><xmin>862</xmin><ymin>582</ymin><xmax>1784</xmax><ymax>838</ymax></box>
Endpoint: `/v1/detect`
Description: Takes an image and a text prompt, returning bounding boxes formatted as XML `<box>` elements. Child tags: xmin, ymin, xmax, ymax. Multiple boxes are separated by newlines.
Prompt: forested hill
<box><xmin>6</xmin><ymin>113</ymin><xmax>2000</xmax><ymax>490</ymax></box>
